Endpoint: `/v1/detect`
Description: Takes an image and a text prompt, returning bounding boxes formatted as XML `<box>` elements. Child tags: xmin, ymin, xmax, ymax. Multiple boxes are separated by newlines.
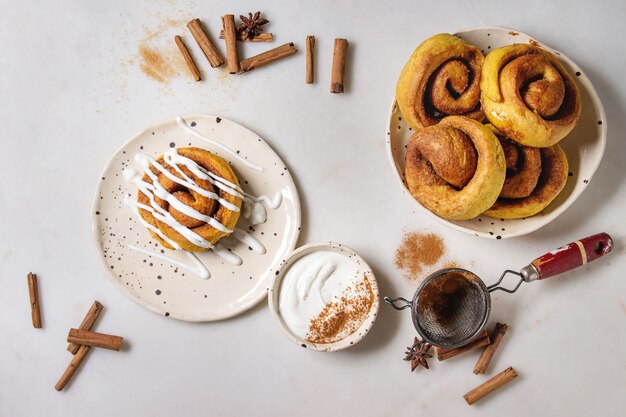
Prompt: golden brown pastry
<box><xmin>481</xmin><ymin>44</ymin><xmax>581</xmax><ymax>147</ymax></box>
<box><xmin>405</xmin><ymin>116</ymin><xmax>505</xmax><ymax>220</ymax></box>
<box><xmin>137</xmin><ymin>147</ymin><xmax>242</xmax><ymax>252</ymax></box>
<box><xmin>485</xmin><ymin>127</ymin><xmax>569</xmax><ymax>219</ymax></box>
<box><xmin>396</xmin><ymin>33</ymin><xmax>485</xmax><ymax>131</ymax></box>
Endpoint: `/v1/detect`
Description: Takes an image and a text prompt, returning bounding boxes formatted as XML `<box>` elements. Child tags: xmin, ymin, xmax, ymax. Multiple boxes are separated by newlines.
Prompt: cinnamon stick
<box><xmin>464</xmin><ymin>366</ymin><xmax>518</xmax><ymax>405</ymax></box>
<box><xmin>27</xmin><ymin>273</ymin><xmax>42</xmax><ymax>328</ymax></box>
<box><xmin>55</xmin><ymin>345</ymin><xmax>91</xmax><ymax>391</ymax></box>
<box><xmin>240</xmin><ymin>42</ymin><xmax>297</xmax><ymax>72</ymax></box>
<box><xmin>174</xmin><ymin>35</ymin><xmax>201</xmax><ymax>81</ymax></box>
<box><xmin>67</xmin><ymin>301</ymin><xmax>104</xmax><ymax>354</ymax></box>
<box><xmin>219</xmin><ymin>31</ymin><xmax>273</xmax><ymax>42</ymax></box>
<box><xmin>222</xmin><ymin>14</ymin><xmax>240</xmax><ymax>74</ymax></box>
<box><xmin>67</xmin><ymin>328</ymin><xmax>123</xmax><ymax>351</ymax></box>
<box><xmin>474</xmin><ymin>323</ymin><xmax>509</xmax><ymax>374</ymax></box>
<box><xmin>305</xmin><ymin>35</ymin><xmax>315</xmax><ymax>84</ymax></box>
<box><xmin>434</xmin><ymin>329</ymin><xmax>490</xmax><ymax>361</ymax></box>
<box><xmin>187</xmin><ymin>18</ymin><xmax>225</xmax><ymax>68</ymax></box>
<box><xmin>330</xmin><ymin>38</ymin><xmax>348</xmax><ymax>93</ymax></box>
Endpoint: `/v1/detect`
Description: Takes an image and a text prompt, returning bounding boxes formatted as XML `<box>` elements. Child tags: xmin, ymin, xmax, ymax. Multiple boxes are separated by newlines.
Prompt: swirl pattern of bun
<box><xmin>396</xmin><ymin>33</ymin><xmax>485</xmax><ymax>130</ymax></box>
<box><xmin>481</xmin><ymin>44</ymin><xmax>581</xmax><ymax>147</ymax></box>
<box><xmin>137</xmin><ymin>147</ymin><xmax>243</xmax><ymax>252</ymax></box>
<box><xmin>405</xmin><ymin>116</ymin><xmax>505</xmax><ymax>220</ymax></box>
<box><xmin>485</xmin><ymin>127</ymin><xmax>568</xmax><ymax>219</ymax></box>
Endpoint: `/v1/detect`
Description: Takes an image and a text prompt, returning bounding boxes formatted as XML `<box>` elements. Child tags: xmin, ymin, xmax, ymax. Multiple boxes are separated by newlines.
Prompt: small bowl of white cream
<box><xmin>268</xmin><ymin>242</ymin><xmax>379</xmax><ymax>352</ymax></box>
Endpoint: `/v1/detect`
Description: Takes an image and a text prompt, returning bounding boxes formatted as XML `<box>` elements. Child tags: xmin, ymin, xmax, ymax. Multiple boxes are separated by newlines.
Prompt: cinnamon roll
<box><xmin>405</xmin><ymin>116</ymin><xmax>505</xmax><ymax>220</ymax></box>
<box><xmin>134</xmin><ymin>147</ymin><xmax>243</xmax><ymax>252</ymax></box>
<box><xmin>396</xmin><ymin>33</ymin><xmax>485</xmax><ymax>131</ymax></box>
<box><xmin>485</xmin><ymin>127</ymin><xmax>568</xmax><ymax>219</ymax></box>
<box><xmin>481</xmin><ymin>44</ymin><xmax>581</xmax><ymax>147</ymax></box>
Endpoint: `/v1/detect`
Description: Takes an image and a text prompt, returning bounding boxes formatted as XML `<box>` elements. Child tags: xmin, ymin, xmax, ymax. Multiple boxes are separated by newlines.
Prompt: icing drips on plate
<box><xmin>176</xmin><ymin>116</ymin><xmax>265</xmax><ymax>172</ymax></box>
<box><xmin>243</xmin><ymin>192</ymin><xmax>283</xmax><ymax>225</ymax></box>
<box><xmin>233</xmin><ymin>228</ymin><xmax>266</xmax><ymax>254</ymax></box>
<box><xmin>128</xmin><ymin>244</ymin><xmax>211</xmax><ymax>279</ymax></box>
<box><xmin>123</xmin><ymin>146</ymin><xmax>284</xmax><ymax>279</ymax></box>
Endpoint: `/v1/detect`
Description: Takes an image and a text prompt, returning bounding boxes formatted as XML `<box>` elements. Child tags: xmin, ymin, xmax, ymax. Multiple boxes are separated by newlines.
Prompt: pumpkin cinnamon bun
<box><xmin>133</xmin><ymin>147</ymin><xmax>243</xmax><ymax>252</ymax></box>
<box><xmin>396</xmin><ymin>33</ymin><xmax>485</xmax><ymax>131</ymax></box>
<box><xmin>485</xmin><ymin>127</ymin><xmax>568</xmax><ymax>219</ymax></box>
<box><xmin>480</xmin><ymin>44</ymin><xmax>581</xmax><ymax>147</ymax></box>
<box><xmin>405</xmin><ymin>116</ymin><xmax>505</xmax><ymax>220</ymax></box>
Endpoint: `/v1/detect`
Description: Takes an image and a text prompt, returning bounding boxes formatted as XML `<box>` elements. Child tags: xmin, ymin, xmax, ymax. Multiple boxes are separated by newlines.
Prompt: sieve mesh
<box><xmin>414</xmin><ymin>270</ymin><xmax>488</xmax><ymax>347</ymax></box>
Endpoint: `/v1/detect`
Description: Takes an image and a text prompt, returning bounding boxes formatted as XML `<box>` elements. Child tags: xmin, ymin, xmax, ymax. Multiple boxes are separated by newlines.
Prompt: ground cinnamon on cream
<box><xmin>306</xmin><ymin>276</ymin><xmax>375</xmax><ymax>344</ymax></box>
<box><xmin>394</xmin><ymin>232</ymin><xmax>445</xmax><ymax>281</ymax></box>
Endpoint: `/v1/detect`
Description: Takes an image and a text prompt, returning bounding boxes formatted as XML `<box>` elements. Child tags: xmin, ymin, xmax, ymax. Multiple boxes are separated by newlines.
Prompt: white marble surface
<box><xmin>1</xmin><ymin>1</ymin><xmax>625</xmax><ymax>416</ymax></box>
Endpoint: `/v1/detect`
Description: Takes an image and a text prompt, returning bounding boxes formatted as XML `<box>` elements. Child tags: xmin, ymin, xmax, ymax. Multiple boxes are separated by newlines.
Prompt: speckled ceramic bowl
<box><xmin>268</xmin><ymin>242</ymin><xmax>380</xmax><ymax>352</ymax></box>
<box><xmin>386</xmin><ymin>26</ymin><xmax>607</xmax><ymax>239</ymax></box>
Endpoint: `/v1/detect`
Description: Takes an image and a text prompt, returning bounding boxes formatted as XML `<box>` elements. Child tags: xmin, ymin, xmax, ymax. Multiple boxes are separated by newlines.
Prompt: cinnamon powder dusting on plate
<box><xmin>394</xmin><ymin>232</ymin><xmax>445</xmax><ymax>281</ymax></box>
<box><xmin>306</xmin><ymin>276</ymin><xmax>376</xmax><ymax>344</ymax></box>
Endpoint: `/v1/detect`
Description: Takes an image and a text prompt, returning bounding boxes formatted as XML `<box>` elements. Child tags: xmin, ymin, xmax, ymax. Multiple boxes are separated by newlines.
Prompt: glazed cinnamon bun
<box><xmin>133</xmin><ymin>147</ymin><xmax>243</xmax><ymax>252</ymax></box>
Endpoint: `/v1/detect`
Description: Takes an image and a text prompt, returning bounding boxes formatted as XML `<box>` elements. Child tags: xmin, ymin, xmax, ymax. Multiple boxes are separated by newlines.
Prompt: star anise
<box><xmin>403</xmin><ymin>337</ymin><xmax>433</xmax><ymax>371</ymax></box>
<box><xmin>236</xmin><ymin>11</ymin><xmax>269</xmax><ymax>40</ymax></box>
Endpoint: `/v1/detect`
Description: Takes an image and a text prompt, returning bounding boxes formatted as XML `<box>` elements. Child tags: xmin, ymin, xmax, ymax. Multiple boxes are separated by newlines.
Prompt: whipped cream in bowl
<box><xmin>268</xmin><ymin>242</ymin><xmax>379</xmax><ymax>351</ymax></box>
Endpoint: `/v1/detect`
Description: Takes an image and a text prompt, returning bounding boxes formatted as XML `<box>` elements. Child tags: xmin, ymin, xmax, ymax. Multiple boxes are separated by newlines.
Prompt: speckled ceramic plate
<box><xmin>386</xmin><ymin>26</ymin><xmax>607</xmax><ymax>239</ymax></box>
<box><xmin>92</xmin><ymin>115</ymin><xmax>301</xmax><ymax>321</ymax></box>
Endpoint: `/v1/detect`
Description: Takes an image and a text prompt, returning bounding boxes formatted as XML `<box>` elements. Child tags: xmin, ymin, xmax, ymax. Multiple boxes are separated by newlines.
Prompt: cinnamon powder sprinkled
<box><xmin>441</xmin><ymin>260</ymin><xmax>461</xmax><ymax>270</ymax></box>
<box><xmin>395</xmin><ymin>232</ymin><xmax>445</xmax><ymax>280</ymax></box>
<box><xmin>306</xmin><ymin>276</ymin><xmax>375</xmax><ymax>344</ymax></box>
<box><xmin>139</xmin><ymin>45</ymin><xmax>176</xmax><ymax>83</ymax></box>
<box><xmin>136</xmin><ymin>18</ymin><xmax>186</xmax><ymax>83</ymax></box>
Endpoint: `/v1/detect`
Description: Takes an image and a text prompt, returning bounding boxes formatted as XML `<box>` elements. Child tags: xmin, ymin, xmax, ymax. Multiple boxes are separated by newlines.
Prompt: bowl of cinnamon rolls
<box><xmin>387</xmin><ymin>27</ymin><xmax>606</xmax><ymax>239</ymax></box>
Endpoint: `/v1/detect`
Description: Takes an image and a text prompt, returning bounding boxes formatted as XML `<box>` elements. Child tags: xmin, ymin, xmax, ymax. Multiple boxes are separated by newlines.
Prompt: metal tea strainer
<box><xmin>385</xmin><ymin>233</ymin><xmax>613</xmax><ymax>350</ymax></box>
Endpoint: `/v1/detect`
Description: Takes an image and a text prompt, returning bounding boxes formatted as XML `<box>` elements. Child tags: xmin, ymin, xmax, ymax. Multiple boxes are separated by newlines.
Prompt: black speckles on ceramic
<box><xmin>91</xmin><ymin>115</ymin><xmax>301</xmax><ymax>322</ymax></box>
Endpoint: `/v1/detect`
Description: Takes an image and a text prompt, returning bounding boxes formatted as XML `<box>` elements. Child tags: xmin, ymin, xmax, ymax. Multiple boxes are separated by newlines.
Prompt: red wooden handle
<box><xmin>530</xmin><ymin>233</ymin><xmax>614</xmax><ymax>280</ymax></box>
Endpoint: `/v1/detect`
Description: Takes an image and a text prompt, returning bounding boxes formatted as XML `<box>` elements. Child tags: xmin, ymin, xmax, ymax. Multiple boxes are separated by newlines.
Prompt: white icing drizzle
<box><xmin>232</xmin><ymin>228</ymin><xmax>266</xmax><ymax>254</ymax></box>
<box><xmin>250</xmin><ymin>192</ymin><xmax>283</xmax><ymax>209</ymax></box>
<box><xmin>161</xmin><ymin>149</ymin><xmax>244</xmax><ymax>202</ymax></box>
<box><xmin>124</xmin><ymin>198</ymin><xmax>184</xmax><ymax>250</ymax></box>
<box><xmin>132</xmin><ymin>152</ymin><xmax>234</xmax><ymax>233</ymax></box>
<box><xmin>123</xmin><ymin>168</ymin><xmax>138</xmax><ymax>182</ymax></box>
<box><xmin>125</xmin><ymin>196</ymin><xmax>241</xmax><ymax>274</ymax></box>
<box><xmin>212</xmin><ymin>243</ymin><xmax>243</xmax><ymax>266</ymax></box>
<box><xmin>124</xmin><ymin>192</ymin><xmax>214</xmax><ymax>249</ymax></box>
<box><xmin>123</xmin><ymin>201</ymin><xmax>211</xmax><ymax>279</ymax></box>
<box><xmin>128</xmin><ymin>244</ymin><xmax>210</xmax><ymax>279</ymax></box>
<box><xmin>242</xmin><ymin>191</ymin><xmax>283</xmax><ymax>225</ymax></box>
<box><xmin>121</xmin><ymin>137</ymin><xmax>287</xmax><ymax>279</ymax></box>
<box><xmin>176</xmin><ymin>116</ymin><xmax>265</xmax><ymax>172</ymax></box>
